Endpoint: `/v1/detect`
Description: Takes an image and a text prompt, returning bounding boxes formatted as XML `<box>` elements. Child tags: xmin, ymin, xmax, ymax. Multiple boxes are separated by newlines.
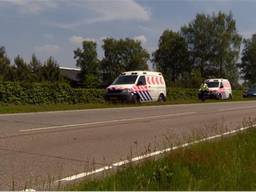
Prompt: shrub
<box><xmin>0</xmin><ymin>82</ymin><xmax>105</xmax><ymax>105</ymax></box>
<box><xmin>0</xmin><ymin>82</ymin><xmax>244</xmax><ymax>105</ymax></box>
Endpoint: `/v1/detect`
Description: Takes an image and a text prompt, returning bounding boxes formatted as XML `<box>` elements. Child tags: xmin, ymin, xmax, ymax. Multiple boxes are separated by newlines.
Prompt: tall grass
<box><xmin>68</xmin><ymin>127</ymin><xmax>256</xmax><ymax>191</ymax></box>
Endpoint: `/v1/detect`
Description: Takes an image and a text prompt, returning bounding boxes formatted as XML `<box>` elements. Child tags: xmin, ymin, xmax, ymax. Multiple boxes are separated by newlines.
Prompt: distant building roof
<box><xmin>60</xmin><ymin>67</ymin><xmax>81</xmax><ymax>71</ymax></box>
<box><xmin>60</xmin><ymin>67</ymin><xmax>81</xmax><ymax>82</ymax></box>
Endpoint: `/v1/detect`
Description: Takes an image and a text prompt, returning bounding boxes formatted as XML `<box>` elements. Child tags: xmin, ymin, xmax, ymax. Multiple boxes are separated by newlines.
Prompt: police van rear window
<box><xmin>113</xmin><ymin>75</ymin><xmax>138</xmax><ymax>85</ymax></box>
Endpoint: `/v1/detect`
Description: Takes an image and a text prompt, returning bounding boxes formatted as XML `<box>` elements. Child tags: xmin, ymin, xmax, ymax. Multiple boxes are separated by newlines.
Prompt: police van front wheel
<box><xmin>217</xmin><ymin>93</ymin><xmax>222</xmax><ymax>100</ymax></box>
<box><xmin>131</xmin><ymin>95</ymin><xmax>140</xmax><ymax>104</ymax></box>
<box><xmin>158</xmin><ymin>94</ymin><xmax>166</xmax><ymax>103</ymax></box>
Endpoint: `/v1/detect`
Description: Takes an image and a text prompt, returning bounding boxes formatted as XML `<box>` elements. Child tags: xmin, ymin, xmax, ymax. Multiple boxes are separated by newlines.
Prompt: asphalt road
<box><xmin>1</xmin><ymin>101</ymin><xmax>256</xmax><ymax>190</ymax></box>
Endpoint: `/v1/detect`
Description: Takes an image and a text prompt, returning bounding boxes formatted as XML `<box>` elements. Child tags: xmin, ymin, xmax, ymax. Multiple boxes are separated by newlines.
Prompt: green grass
<box><xmin>68</xmin><ymin>128</ymin><xmax>256</xmax><ymax>191</ymax></box>
<box><xmin>0</xmin><ymin>101</ymin><xmax>190</xmax><ymax>114</ymax></box>
<box><xmin>0</xmin><ymin>97</ymin><xmax>254</xmax><ymax>114</ymax></box>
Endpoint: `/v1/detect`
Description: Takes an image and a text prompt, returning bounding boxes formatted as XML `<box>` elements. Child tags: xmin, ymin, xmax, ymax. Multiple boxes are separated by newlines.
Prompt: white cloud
<box><xmin>85</xmin><ymin>0</ymin><xmax>151</xmax><ymax>23</ymax></box>
<box><xmin>1</xmin><ymin>0</ymin><xmax>57</xmax><ymax>14</ymax></box>
<box><xmin>133</xmin><ymin>35</ymin><xmax>147</xmax><ymax>44</ymax></box>
<box><xmin>69</xmin><ymin>35</ymin><xmax>96</xmax><ymax>46</ymax></box>
<box><xmin>2</xmin><ymin>0</ymin><xmax>150</xmax><ymax>21</ymax></box>
<box><xmin>52</xmin><ymin>0</ymin><xmax>151</xmax><ymax>29</ymax></box>
<box><xmin>34</xmin><ymin>44</ymin><xmax>60</xmax><ymax>54</ymax></box>
<box><xmin>70</xmin><ymin>36</ymin><xmax>84</xmax><ymax>46</ymax></box>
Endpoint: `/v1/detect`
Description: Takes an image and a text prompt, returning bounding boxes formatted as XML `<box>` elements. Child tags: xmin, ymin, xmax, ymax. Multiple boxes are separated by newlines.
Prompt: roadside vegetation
<box><xmin>68</xmin><ymin>127</ymin><xmax>256</xmax><ymax>191</ymax></box>
<box><xmin>0</xmin><ymin>84</ymin><xmax>250</xmax><ymax>114</ymax></box>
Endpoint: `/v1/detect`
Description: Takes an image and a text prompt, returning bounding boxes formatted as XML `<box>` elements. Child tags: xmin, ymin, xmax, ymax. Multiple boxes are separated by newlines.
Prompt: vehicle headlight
<box><xmin>122</xmin><ymin>88</ymin><xmax>131</xmax><ymax>93</ymax></box>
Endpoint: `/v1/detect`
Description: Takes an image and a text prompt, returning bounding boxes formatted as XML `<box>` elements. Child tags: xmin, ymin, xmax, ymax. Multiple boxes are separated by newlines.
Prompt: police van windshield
<box><xmin>113</xmin><ymin>75</ymin><xmax>138</xmax><ymax>85</ymax></box>
<box><xmin>206</xmin><ymin>82</ymin><xmax>220</xmax><ymax>88</ymax></box>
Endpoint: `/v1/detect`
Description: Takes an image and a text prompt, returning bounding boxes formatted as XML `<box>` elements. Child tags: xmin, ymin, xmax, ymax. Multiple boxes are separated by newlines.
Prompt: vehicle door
<box><xmin>219</xmin><ymin>82</ymin><xmax>225</xmax><ymax>99</ymax></box>
<box><xmin>136</xmin><ymin>76</ymin><xmax>152</xmax><ymax>102</ymax></box>
<box><xmin>223</xmin><ymin>80</ymin><xmax>232</xmax><ymax>98</ymax></box>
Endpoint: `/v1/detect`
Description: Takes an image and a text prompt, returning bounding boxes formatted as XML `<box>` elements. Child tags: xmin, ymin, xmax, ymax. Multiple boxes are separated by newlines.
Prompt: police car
<box><xmin>105</xmin><ymin>71</ymin><xmax>166</xmax><ymax>103</ymax></box>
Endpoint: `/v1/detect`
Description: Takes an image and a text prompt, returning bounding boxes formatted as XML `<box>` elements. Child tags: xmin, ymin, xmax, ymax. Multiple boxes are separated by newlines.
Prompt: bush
<box><xmin>167</xmin><ymin>88</ymin><xmax>198</xmax><ymax>101</ymax></box>
<box><xmin>0</xmin><ymin>82</ymin><xmax>244</xmax><ymax>105</ymax></box>
<box><xmin>0</xmin><ymin>82</ymin><xmax>105</xmax><ymax>105</ymax></box>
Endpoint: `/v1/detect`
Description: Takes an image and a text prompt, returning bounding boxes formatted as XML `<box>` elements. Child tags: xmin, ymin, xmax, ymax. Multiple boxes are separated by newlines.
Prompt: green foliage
<box><xmin>30</xmin><ymin>54</ymin><xmax>43</xmax><ymax>81</ymax></box>
<box><xmin>0</xmin><ymin>46</ymin><xmax>64</xmax><ymax>83</ymax></box>
<box><xmin>41</xmin><ymin>56</ymin><xmax>63</xmax><ymax>82</ymax></box>
<box><xmin>0</xmin><ymin>82</ymin><xmax>105</xmax><ymax>105</ymax></box>
<box><xmin>153</xmin><ymin>30</ymin><xmax>190</xmax><ymax>85</ymax></box>
<box><xmin>239</xmin><ymin>34</ymin><xmax>256</xmax><ymax>86</ymax></box>
<box><xmin>181</xmin><ymin>11</ymin><xmax>241</xmax><ymax>84</ymax></box>
<box><xmin>0</xmin><ymin>81</ymin><xmax>244</xmax><ymax>105</ymax></box>
<box><xmin>74</xmin><ymin>41</ymin><xmax>101</xmax><ymax>88</ymax></box>
<box><xmin>167</xmin><ymin>87</ymin><xmax>198</xmax><ymax>101</ymax></box>
<box><xmin>0</xmin><ymin>46</ymin><xmax>13</xmax><ymax>81</ymax></box>
<box><xmin>14</xmin><ymin>55</ymin><xmax>33</xmax><ymax>82</ymax></box>
<box><xmin>101</xmin><ymin>38</ymin><xmax>149</xmax><ymax>85</ymax></box>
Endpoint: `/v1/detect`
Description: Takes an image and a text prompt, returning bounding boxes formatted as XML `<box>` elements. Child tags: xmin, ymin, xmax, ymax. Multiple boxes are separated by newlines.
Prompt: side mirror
<box><xmin>220</xmin><ymin>85</ymin><xmax>224</xmax><ymax>88</ymax></box>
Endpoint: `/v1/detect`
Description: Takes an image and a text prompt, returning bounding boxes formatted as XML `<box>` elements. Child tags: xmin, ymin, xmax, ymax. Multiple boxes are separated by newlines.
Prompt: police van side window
<box><xmin>137</xmin><ymin>76</ymin><xmax>146</xmax><ymax>86</ymax></box>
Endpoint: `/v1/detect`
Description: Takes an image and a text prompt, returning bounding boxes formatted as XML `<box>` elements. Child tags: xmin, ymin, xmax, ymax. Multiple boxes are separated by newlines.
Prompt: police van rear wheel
<box><xmin>158</xmin><ymin>94</ymin><xmax>165</xmax><ymax>103</ymax></box>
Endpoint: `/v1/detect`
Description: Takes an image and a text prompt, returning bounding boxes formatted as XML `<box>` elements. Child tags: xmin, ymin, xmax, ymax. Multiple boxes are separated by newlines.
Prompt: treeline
<box><xmin>0</xmin><ymin>47</ymin><xmax>62</xmax><ymax>82</ymax></box>
<box><xmin>73</xmin><ymin>11</ymin><xmax>256</xmax><ymax>88</ymax></box>
<box><xmin>1</xmin><ymin>11</ymin><xmax>256</xmax><ymax>88</ymax></box>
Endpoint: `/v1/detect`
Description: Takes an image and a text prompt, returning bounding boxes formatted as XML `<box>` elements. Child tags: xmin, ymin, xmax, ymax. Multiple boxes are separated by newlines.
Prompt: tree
<box><xmin>211</xmin><ymin>12</ymin><xmax>241</xmax><ymax>83</ymax></box>
<box><xmin>152</xmin><ymin>30</ymin><xmax>190</xmax><ymax>85</ymax></box>
<box><xmin>239</xmin><ymin>34</ymin><xmax>256</xmax><ymax>85</ymax></box>
<box><xmin>0</xmin><ymin>46</ymin><xmax>12</xmax><ymax>81</ymax></box>
<box><xmin>41</xmin><ymin>56</ymin><xmax>63</xmax><ymax>82</ymax></box>
<box><xmin>101</xmin><ymin>38</ymin><xmax>149</xmax><ymax>85</ymax></box>
<box><xmin>181</xmin><ymin>14</ymin><xmax>213</xmax><ymax>78</ymax></box>
<box><xmin>74</xmin><ymin>41</ymin><xmax>101</xmax><ymax>88</ymax></box>
<box><xmin>29</xmin><ymin>54</ymin><xmax>42</xmax><ymax>81</ymax></box>
<box><xmin>14</xmin><ymin>55</ymin><xmax>33</xmax><ymax>82</ymax></box>
<box><xmin>181</xmin><ymin>11</ymin><xmax>241</xmax><ymax>84</ymax></box>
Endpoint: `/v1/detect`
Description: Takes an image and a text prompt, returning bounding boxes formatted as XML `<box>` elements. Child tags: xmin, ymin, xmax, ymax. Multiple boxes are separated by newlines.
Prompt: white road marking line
<box><xmin>56</xmin><ymin>123</ymin><xmax>256</xmax><ymax>183</ymax></box>
<box><xmin>19</xmin><ymin>112</ymin><xmax>197</xmax><ymax>133</ymax></box>
<box><xmin>218</xmin><ymin>106</ymin><xmax>256</xmax><ymax>112</ymax></box>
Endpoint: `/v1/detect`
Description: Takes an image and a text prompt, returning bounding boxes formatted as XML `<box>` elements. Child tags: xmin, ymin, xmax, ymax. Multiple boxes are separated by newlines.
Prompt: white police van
<box><xmin>105</xmin><ymin>71</ymin><xmax>166</xmax><ymax>103</ymax></box>
<box><xmin>205</xmin><ymin>78</ymin><xmax>232</xmax><ymax>99</ymax></box>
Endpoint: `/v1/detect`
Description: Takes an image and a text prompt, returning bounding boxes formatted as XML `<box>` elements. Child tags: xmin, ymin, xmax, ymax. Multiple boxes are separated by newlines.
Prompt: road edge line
<box><xmin>56</xmin><ymin>123</ymin><xmax>256</xmax><ymax>183</ymax></box>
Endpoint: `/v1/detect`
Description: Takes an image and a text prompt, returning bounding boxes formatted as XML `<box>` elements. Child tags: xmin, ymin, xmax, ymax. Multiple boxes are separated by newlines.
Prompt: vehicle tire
<box><xmin>131</xmin><ymin>94</ymin><xmax>140</xmax><ymax>104</ymax></box>
<box><xmin>158</xmin><ymin>94</ymin><xmax>166</xmax><ymax>103</ymax></box>
<box><xmin>217</xmin><ymin>93</ymin><xmax>222</xmax><ymax>100</ymax></box>
<box><xmin>228</xmin><ymin>94</ymin><xmax>232</xmax><ymax>100</ymax></box>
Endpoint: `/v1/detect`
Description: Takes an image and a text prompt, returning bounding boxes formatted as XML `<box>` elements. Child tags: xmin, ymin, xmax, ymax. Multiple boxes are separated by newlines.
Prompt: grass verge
<box><xmin>0</xmin><ymin>99</ymin><xmax>241</xmax><ymax>114</ymax></box>
<box><xmin>67</xmin><ymin>127</ymin><xmax>256</xmax><ymax>191</ymax></box>
<box><xmin>0</xmin><ymin>98</ymin><xmax>253</xmax><ymax>114</ymax></box>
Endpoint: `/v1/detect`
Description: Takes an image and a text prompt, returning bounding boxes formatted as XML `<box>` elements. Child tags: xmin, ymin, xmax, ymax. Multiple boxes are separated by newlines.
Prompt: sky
<box><xmin>1</xmin><ymin>0</ymin><xmax>256</xmax><ymax>69</ymax></box>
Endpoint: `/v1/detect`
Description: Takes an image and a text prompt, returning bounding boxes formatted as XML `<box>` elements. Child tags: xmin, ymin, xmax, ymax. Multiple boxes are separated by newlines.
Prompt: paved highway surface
<box><xmin>0</xmin><ymin>101</ymin><xmax>256</xmax><ymax>190</ymax></box>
